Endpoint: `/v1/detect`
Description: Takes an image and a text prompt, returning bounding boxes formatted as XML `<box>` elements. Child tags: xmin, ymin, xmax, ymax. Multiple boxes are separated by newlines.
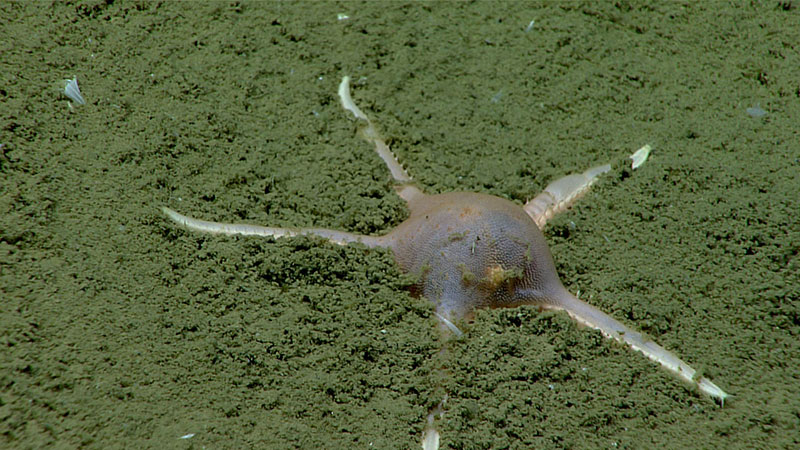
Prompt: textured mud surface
<box><xmin>2</xmin><ymin>2</ymin><xmax>798</xmax><ymax>449</ymax></box>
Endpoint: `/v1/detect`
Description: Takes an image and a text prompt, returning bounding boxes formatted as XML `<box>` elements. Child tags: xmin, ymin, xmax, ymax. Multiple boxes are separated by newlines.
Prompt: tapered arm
<box><xmin>537</xmin><ymin>286</ymin><xmax>728</xmax><ymax>404</ymax></box>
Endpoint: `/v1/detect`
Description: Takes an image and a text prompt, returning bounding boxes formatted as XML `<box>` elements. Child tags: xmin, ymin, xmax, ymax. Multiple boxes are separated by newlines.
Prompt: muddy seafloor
<box><xmin>2</xmin><ymin>2</ymin><xmax>798</xmax><ymax>449</ymax></box>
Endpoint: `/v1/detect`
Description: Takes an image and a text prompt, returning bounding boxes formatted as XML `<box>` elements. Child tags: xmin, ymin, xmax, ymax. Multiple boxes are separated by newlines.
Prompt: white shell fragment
<box><xmin>525</xmin><ymin>20</ymin><xmax>536</xmax><ymax>32</ymax></box>
<box><xmin>629</xmin><ymin>144</ymin><xmax>652</xmax><ymax>170</ymax></box>
<box><xmin>746</xmin><ymin>103</ymin><xmax>767</xmax><ymax>118</ymax></box>
<box><xmin>63</xmin><ymin>77</ymin><xmax>86</xmax><ymax>105</ymax></box>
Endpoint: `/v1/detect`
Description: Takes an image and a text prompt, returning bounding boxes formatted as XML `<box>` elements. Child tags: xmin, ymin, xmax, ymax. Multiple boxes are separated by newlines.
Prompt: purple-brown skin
<box><xmin>388</xmin><ymin>191</ymin><xmax>563</xmax><ymax>321</ymax></box>
<box><xmin>161</xmin><ymin>77</ymin><xmax>728</xmax><ymax>421</ymax></box>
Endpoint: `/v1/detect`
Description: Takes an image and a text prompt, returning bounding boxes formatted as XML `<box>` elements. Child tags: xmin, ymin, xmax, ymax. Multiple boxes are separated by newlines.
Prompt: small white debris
<box><xmin>179</xmin><ymin>433</ymin><xmax>195</xmax><ymax>439</ymax></box>
<box><xmin>746</xmin><ymin>103</ymin><xmax>767</xmax><ymax>118</ymax></box>
<box><xmin>629</xmin><ymin>144</ymin><xmax>651</xmax><ymax>170</ymax></box>
<box><xmin>524</xmin><ymin>20</ymin><xmax>536</xmax><ymax>32</ymax></box>
<box><xmin>337</xmin><ymin>13</ymin><xmax>349</xmax><ymax>21</ymax></box>
<box><xmin>490</xmin><ymin>90</ymin><xmax>503</xmax><ymax>103</ymax></box>
<box><xmin>63</xmin><ymin>77</ymin><xmax>86</xmax><ymax>105</ymax></box>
